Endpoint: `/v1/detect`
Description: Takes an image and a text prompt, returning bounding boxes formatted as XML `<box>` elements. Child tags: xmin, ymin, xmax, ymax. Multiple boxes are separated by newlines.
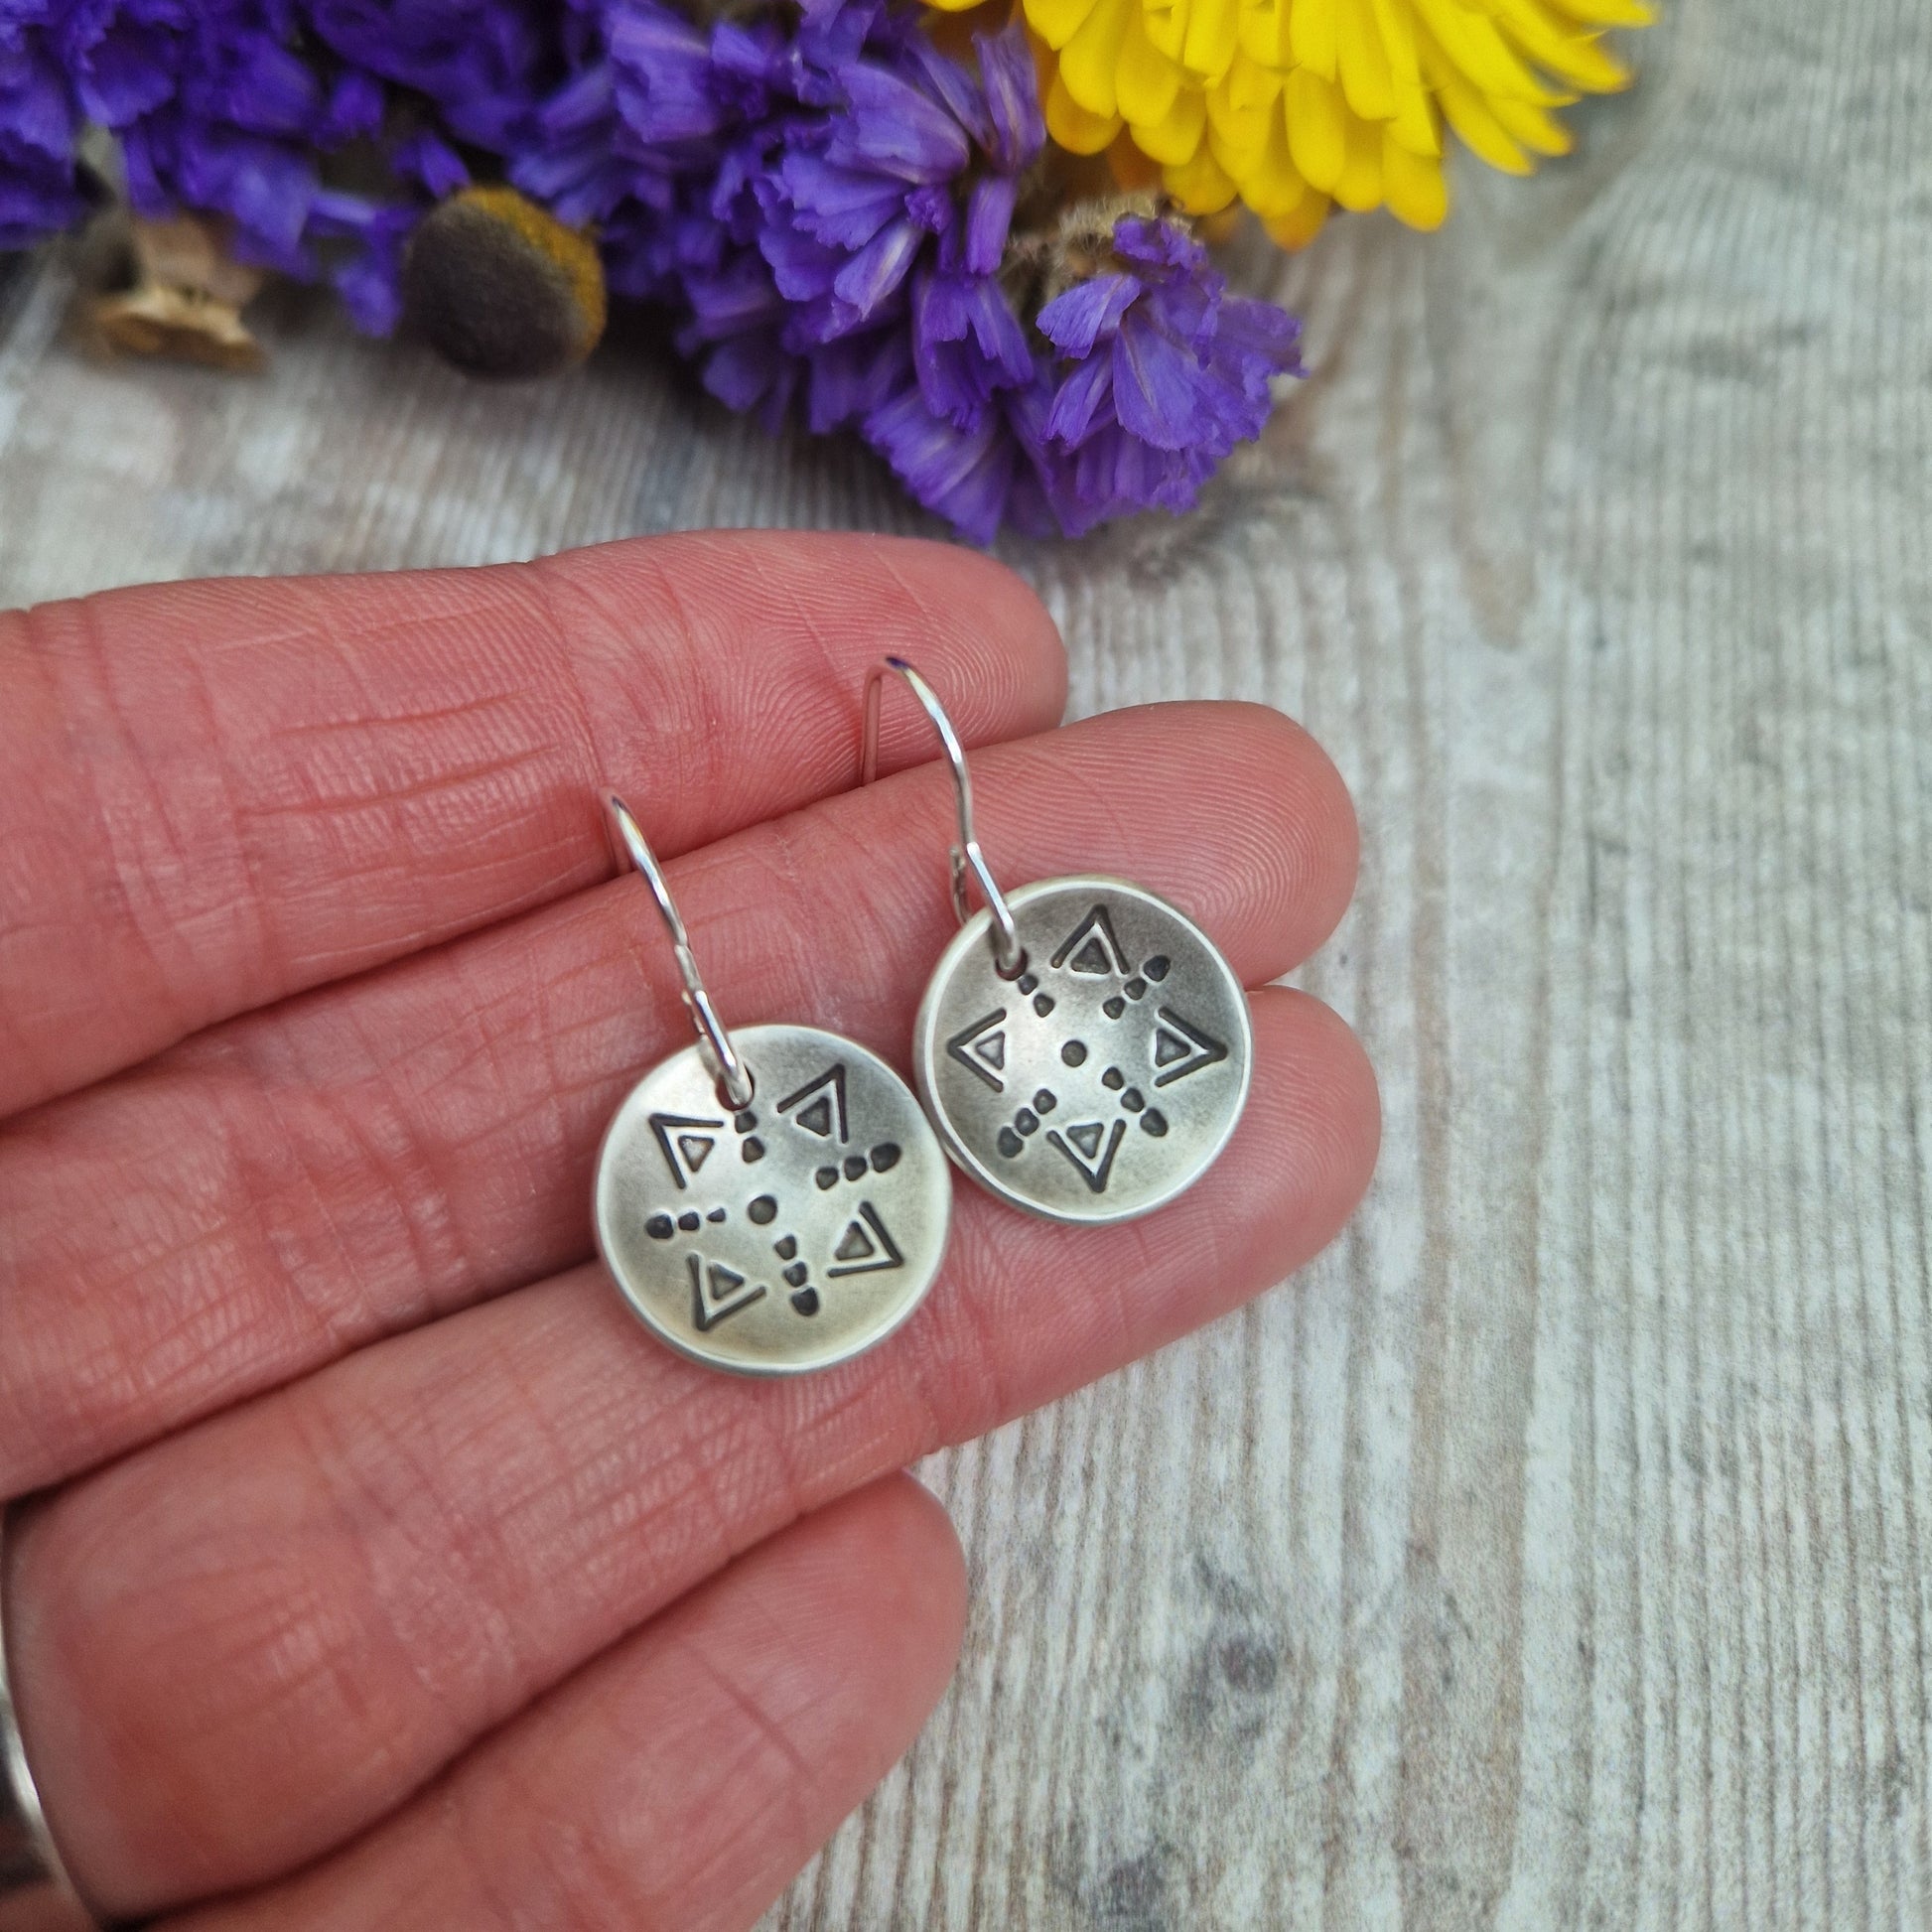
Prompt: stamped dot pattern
<box><xmin>918</xmin><ymin>884</ymin><xmax>1247</xmax><ymax>1223</ymax></box>
<box><xmin>636</xmin><ymin>1093</ymin><xmax>913</xmax><ymax>1321</ymax></box>
<box><xmin>982</xmin><ymin>959</ymin><xmax>1184</xmax><ymax>1180</ymax></box>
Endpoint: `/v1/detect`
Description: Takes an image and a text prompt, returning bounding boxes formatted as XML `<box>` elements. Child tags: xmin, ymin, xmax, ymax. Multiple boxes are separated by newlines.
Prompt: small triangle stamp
<box><xmin>1150</xmin><ymin>1008</ymin><xmax>1229</xmax><ymax>1088</ymax></box>
<box><xmin>648</xmin><ymin>1111</ymin><xmax>725</xmax><ymax>1189</ymax></box>
<box><xmin>1049</xmin><ymin>904</ymin><xmax>1130</xmax><ymax>977</ymax></box>
<box><xmin>687</xmin><ymin>1253</ymin><xmax>766</xmax><ymax>1330</ymax></box>
<box><xmin>1046</xmin><ymin>1118</ymin><xmax>1126</xmax><ymax>1192</ymax></box>
<box><xmin>825</xmin><ymin>1201</ymin><xmax>905</xmax><ymax>1278</ymax></box>
<box><xmin>776</xmin><ymin>1064</ymin><xmax>850</xmax><ymax>1143</ymax></box>
<box><xmin>945</xmin><ymin>1009</ymin><xmax>1010</xmax><ymax>1093</ymax></box>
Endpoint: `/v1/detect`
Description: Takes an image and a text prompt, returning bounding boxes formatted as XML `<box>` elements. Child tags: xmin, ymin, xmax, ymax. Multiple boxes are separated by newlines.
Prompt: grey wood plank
<box><xmin>2</xmin><ymin>0</ymin><xmax>1929</xmax><ymax>1921</ymax></box>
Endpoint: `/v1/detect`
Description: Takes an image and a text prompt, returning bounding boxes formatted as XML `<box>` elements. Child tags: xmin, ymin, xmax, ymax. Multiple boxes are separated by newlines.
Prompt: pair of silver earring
<box><xmin>594</xmin><ymin>657</ymin><xmax>1253</xmax><ymax>1377</ymax></box>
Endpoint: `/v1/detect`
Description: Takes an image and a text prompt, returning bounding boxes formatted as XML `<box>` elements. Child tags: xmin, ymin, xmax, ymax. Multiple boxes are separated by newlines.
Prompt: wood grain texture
<box><xmin>4</xmin><ymin>0</ymin><xmax>1931</xmax><ymax>1921</ymax></box>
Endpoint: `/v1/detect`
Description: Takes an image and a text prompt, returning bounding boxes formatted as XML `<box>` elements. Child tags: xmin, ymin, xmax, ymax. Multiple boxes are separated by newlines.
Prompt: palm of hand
<box><xmin>0</xmin><ymin>533</ymin><xmax>1375</xmax><ymax>1930</ymax></box>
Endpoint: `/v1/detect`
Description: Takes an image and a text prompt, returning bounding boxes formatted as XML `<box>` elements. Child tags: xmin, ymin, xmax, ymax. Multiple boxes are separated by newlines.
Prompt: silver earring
<box><xmin>593</xmin><ymin>793</ymin><xmax>951</xmax><ymax>1375</ymax></box>
<box><xmin>865</xmin><ymin>659</ymin><xmax>1252</xmax><ymax>1225</ymax></box>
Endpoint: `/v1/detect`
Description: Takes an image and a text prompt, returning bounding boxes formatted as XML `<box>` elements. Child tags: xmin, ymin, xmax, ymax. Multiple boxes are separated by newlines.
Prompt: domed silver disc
<box><xmin>596</xmin><ymin>1024</ymin><xmax>951</xmax><ymax>1375</ymax></box>
<box><xmin>913</xmin><ymin>877</ymin><xmax>1252</xmax><ymax>1224</ymax></box>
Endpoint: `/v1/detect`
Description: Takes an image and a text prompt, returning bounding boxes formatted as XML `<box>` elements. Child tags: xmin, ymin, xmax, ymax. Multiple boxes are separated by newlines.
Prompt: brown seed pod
<box><xmin>402</xmin><ymin>186</ymin><xmax>607</xmax><ymax>379</ymax></box>
<box><xmin>91</xmin><ymin>213</ymin><xmax>266</xmax><ymax>371</ymax></box>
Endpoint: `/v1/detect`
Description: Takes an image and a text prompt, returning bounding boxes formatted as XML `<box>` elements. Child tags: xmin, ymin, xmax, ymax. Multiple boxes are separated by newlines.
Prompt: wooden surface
<box><xmin>5</xmin><ymin>0</ymin><xmax>1931</xmax><ymax>1920</ymax></box>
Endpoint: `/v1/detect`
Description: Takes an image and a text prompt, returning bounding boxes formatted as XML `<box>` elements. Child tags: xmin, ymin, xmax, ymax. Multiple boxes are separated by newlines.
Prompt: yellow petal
<box><xmin>1207</xmin><ymin>120</ymin><xmax>1253</xmax><ymax>181</ymax></box>
<box><xmin>1230</xmin><ymin>103</ymin><xmax>1311</xmax><ymax>216</ymax></box>
<box><xmin>1144</xmin><ymin>0</ymin><xmax>1188</xmax><ymax>62</ymax></box>
<box><xmin>1435</xmin><ymin>67</ymin><xmax>1533</xmax><ymax>171</ymax></box>
<box><xmin>1026</xmin><ymin>0</ymin><xmax>1100</xmax><ymax>53</ymax></box>
<box><xmin>1332</xmin><ymin>102</ymin><xmax>1385</xmax><ymax>208</ymax></box>
<box><xmin>1368</xmin><ymin>0</ymin><xmax>1441</xmax><ymax>151</ymax></box>
<box><xmin>1285</xmin><ymin>66</ymin><xmax>1347</xmax><ymax>191</ymax></box>
<box><xmin>1133</xmin><ymin>76</ymin><xmax>1210</xmax><ymax>161</ymax></box>
<box><xmin>1226</xmin><ymin>45</ymin><xmax>1286</xmax><ymax>105</ymax></box>
<box><xmin>1205</xmin><ymin>56</ymin><xmax>1280</xmax><ymax>157</ymax></box>
<box><xmin>1237</xmin><ymin>0</ymin><xmax>1292</xmax><ymax>69</ymax></box>
<box><xmin>1492</xmin><ymin>0</ymin><xmax>1631</xmax><ymax>92</ymax></box>
<box><xmin>1488</xmin><ymin>89</ymin><xmax>1574</xmax><ymax>154</ymax></box>
<box><xmin>1412</xmin><ymin>0</ymin><xmax>1558</xmax><ymax>101</ymax></box>
<box><xmin>1180</xmin><ymin>0</ymin><xmax>1240</xmax><ymax>81</ymax></box>
<box><xmin>1386</xmin><ymin>73</ymin><xmax>1441</xmax><ymax>152</ymax></box>
<box><xmin>1061</xmin><ymin>0</ymin><xmax>1133</xmax><ymax>116</ymax></box>
<box><xmin>1336</xmin><ymin>0</ymin><xmax>1396</xmax><ymax>121</ymax></box>
<box><xmin>1266</xmin><ymin>189</ymin><xmax>1332</xmax><ymax>247</ymax></box>
<box><xmin>1163</xmin><ymin>141</ymin><xmax>1240</xmax><ymax>210</ymax></box>
<box><xmin>1291</xmin><ymin>0</ymin><xmax>1339</xmax><ymax>79</ymax></box>
<box><xmin>1045</xmin><ymin>69</ymin><xmax>1126</xmax><ymax>149</ymax></box>
<box><xmin>1382</xmin><ymin>130</ymin><xmax>1449</xmax><ymax>224</ymax></box>
<box><xmin>1118</xmin><ymin>3</ymin><xmax>1185</xmax><ymax>125</ymax></box>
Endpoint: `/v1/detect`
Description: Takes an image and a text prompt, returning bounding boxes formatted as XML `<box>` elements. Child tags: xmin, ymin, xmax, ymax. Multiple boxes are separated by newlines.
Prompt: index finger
<box><xmin>0</xmin><ymin>532</ymin><xmax>1065</xmax><ymax>1117</ymax></box>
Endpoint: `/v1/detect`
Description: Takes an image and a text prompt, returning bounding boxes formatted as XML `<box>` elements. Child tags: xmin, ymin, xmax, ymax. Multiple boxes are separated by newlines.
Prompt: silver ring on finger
<box><xmin>1</xmin><ymin>1509</ymin><xmax>101</xmax><ymax>1931</ymax></box>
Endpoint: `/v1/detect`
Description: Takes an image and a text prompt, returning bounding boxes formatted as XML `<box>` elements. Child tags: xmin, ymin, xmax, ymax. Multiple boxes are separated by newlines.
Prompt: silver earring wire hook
<box><xmin>861</xmin><ymin>655</ymin><xmax>1025</xmax><ymax>977</ymax></box>
<box><xmin>604</xmin><ymin>792</ymin><xmax>755</xmax><ymax>1110</ymax></box>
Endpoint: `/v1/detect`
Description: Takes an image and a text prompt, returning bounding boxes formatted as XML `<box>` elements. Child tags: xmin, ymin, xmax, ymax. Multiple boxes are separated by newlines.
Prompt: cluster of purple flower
<box><xmin>0</xmin><ymin>0</ymin><xmax>553</xmax><ymax>327</ymax></box>
<box><xmin>0</xmin><ymin>0</ymin><xmax>1302</xmax><ymax>538</ymax></box>
<box><xmin>508</xmin><ymin>0</ymin><xmax>1300</xmax><ymax>536</ymax></box>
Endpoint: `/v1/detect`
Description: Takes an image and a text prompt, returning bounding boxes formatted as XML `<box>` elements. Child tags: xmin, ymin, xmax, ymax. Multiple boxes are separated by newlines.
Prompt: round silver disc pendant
<box><xmin>913</xmin><ymin>877</ymin><xmax>1252</xmax><ymax>1224</ymax></box>
<box><xmin>596</xmin><ymin>1024</ymin><xmax>951</xmax><ymax>1375</ymax></box>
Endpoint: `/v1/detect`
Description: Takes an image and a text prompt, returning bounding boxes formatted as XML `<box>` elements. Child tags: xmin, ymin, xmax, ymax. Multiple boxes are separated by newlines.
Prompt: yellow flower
<box><xmin>932</xmin><ymin>0</ymin><xmax>1653</xmax><ymax>246</ymax></box>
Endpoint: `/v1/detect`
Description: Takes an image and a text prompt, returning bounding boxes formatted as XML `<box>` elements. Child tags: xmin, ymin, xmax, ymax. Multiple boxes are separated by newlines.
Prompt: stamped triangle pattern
<box><xmin>776</xmin><ymin>1064</ymin><xmax>850</xmax><ymax>1142</ymax></box>
<box><xmin>1151</xmin><ymin>1008</ymin><xmax>1229</xmax><ymax>1088</ymax></box>
<box><xmin>958</xmin><ymin>903</ymin><xmax>1233</xmax><ymax>1194</ymax></box>
<box><xmin>945</xmin><ymin>1009</ymin><xmax>1010</xmax><ymax>1093</ymax></box>
<box><xmin>648</xmin><ymin>1112</ymin><xmax>725</xmax><ymax>1190</ymax></box>
<box><xmin>687</xmin><ymin>1252</ymin><xmax>767</xmax><ymax>1331</ymax></box>
<box><xmin>825</xmin><ymin>1201</ymin><xmax>905</xmax><ymax>1278</ymax></box>
<box><xmin>1045</xmin><ymin>1117</ymin><xmax>1126</xmax><ymax>1192</ymax></box>
<box><xmin>1049</xmin><ymin>903</ymin><xmax>1131</xmax><ymax>977</ymax></box>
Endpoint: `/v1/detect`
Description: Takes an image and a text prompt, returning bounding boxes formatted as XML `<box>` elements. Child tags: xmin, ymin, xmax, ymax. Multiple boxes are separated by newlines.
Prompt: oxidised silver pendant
<box><xmin>594</xmin><ymin>791</ymin><xmax>950</xmax><ymax>1375</ymax></box>
<box><xmin>912</xmin><ymin>877</ymin><xmax>1251</xmax><ymax>1224</ymax></box>
<box><xmin>861</xmin><ymin>657</ymin><xmax>1251</xmax><ymax>1227</ymax></box>
<box><xmin>597</xmin><ymin>1025</ymin><xmax>951</xmax><ymax>1375</ymax></box>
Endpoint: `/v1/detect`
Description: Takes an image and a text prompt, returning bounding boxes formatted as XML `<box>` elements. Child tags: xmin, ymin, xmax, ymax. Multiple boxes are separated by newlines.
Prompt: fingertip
<box><xmin>1244</xmin><ymin>986</ymin><xmax>1381</xmax><ymax>1270</ymax></box>
<box><xmin>1186</xmin><ymin>701</ymin><xmax>1360</xmax><ymax>975</ymax></box>
<box><xmin>853</xmin><ymin>537</ymin><xmax>1070</xmax><ymax>749</ymax></box>
<box><xmin>1016</xmin><ymin>701</ymin><xmax>1357</xmax><ymax>982</ymax></box>
<box><xmin>552</xmin><ymin>530</ymin><xmax>1067</xmax><ymax>751</ymax></box>
<box><xmin>810</xmin><ymin>1474</ymin><xmax>969</xmax><ymax>1699</ymax></box>
<box><xmin>1282</xmin><ymin>715</ymin><xmax>1361</xmax><ymax>954</ymax></box>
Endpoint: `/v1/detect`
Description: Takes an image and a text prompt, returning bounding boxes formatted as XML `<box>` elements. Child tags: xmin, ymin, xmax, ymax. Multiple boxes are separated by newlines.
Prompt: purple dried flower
<box><xmin>304</xmin><ymin>0</ymin><xmax>558</xmax><ymax>151</ymax></box>
<box><xmin>0</xmin><ymin>3</ymin><xmax>89</xmax><ymax>245</ymax></box>
<box><xmin>508</xmin><ymin>0</ymin><xmax>1059</xmax><ymax>518</ymax></box>
<box><xmin>509</xmin><ymin>4</ymin><xmax>1300</xmax><ymax>538</ymax></box>
<box><xmin>0</xmin><ymin>0</ymin><xmax>563</xmax><ymax>329</ymax></box>
<box><xmin>865</xmin><ymin>378</ymin><xmax>1061</xmax><ymax>544</ymax></box>
<box><xmin>1</xmin><ymin>0</ymin><xmax>1303</xmax><ymax>538</ymax></box>
<box><xmin>1035</xmin><ymin>213</ymin><xmax>1303</xmax><ymax>533</ymax></box>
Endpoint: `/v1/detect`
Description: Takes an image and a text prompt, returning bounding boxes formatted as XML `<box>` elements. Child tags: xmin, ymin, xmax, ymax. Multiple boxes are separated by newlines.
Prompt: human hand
<box><xmin>0</xmin><ymin>534</ymin><xmax>1376</xmax><ymax>1930</ymax></box>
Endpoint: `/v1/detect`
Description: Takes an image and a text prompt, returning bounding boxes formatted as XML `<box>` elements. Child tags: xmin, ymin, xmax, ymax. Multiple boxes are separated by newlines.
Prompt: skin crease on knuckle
<box><xmin>0</xmin><ymin>541</ymin><xmax>1374</xmax><ymax>1927</ymax></box>
<box><xmin>0</xmin><ymin>533</ymin><xmax>1069</xmax><ymax>1119</ymax></box>
<box><xmin>162</xmin><ymin>1477</ymin><xmax>969</xmax><ymax>1932</ymax></box>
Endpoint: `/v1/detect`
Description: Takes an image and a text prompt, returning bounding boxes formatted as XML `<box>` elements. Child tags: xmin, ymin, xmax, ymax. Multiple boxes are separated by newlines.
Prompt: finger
<box><xmin>0</xmin><ymin>532</ymin><xmax>1065</xmax><ymax>1117</ymax></box>
<box><xmin>2</xmin><ymin>702</ymin><xmax>1357</xmax><ymax>1493</ymax></box>
<box><xmin>164</xmin><ymin>1475</ymin><xmax>966</xmax><ymax>1932</ymax></box>
<box><xmin>10</xmin><ymin>989</ymin><xmax>1375</xmax><ymax>1913</ymax></box>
